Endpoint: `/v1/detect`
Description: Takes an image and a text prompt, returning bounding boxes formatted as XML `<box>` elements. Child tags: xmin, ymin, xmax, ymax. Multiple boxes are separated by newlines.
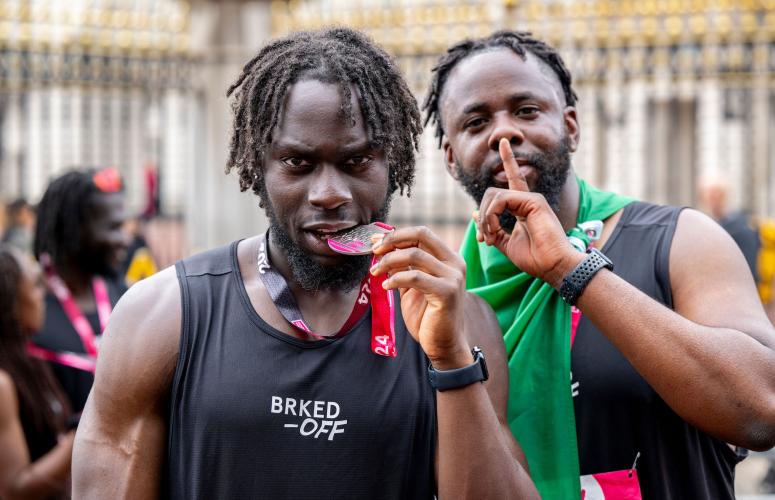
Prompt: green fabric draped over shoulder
<box><xmin>459</xmin><ymin>177</ymin><xmax>633</xmax><ymax>499</ymax></box>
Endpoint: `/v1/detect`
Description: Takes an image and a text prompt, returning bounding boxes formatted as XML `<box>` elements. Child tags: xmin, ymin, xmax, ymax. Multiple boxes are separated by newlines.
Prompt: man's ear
<box><xmin>564</xmin><ymin>107</ymin><xmax>580</xmax><ymax>152</ymax></box>
<box><xmin>442</xmin><ymin>138</ymin><xmax>459</xmax><ymax>180</ymax></box>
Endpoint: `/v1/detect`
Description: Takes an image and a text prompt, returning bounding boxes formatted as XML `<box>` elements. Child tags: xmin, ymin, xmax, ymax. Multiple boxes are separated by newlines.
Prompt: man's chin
<box><xmin>271</xmin><ymin>225</ymin><xmax>370</xmax><ymax>293</ymax></box>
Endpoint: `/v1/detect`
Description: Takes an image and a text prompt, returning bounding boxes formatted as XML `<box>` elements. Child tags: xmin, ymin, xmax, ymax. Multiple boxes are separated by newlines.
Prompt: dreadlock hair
<box><xmin>34</xmin><ymin>168</ymin><xmax>116</xmax><ymax>269</ymax></box>
<box><xmin>0</xmin><ymin>246</ymin><xmax>69</xmax><ymax>441</ymax></box>
<box><xmin>423</xmin><ymin>30</ymin><xmax>579</xmax><ymax>147</ymax></box>
<box><xmin>226</xmin><ymin>27</ymin><xmax>423</xmax><ymax>204</ymax></box>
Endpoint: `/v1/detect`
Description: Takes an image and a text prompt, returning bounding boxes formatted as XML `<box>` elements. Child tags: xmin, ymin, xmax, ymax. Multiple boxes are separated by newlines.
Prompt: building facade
<box><xmin>1</xmin><ymin>0</ymin><xmax>774</xmax><ymax>253</ymax></box>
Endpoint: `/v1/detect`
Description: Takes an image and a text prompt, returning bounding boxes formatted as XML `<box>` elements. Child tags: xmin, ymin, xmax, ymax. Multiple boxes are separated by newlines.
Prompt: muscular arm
<box><xmin>479</xmin><ymin>139</ymin><xmax>775</xmax><ymax>452</ymax></box>
<box><xmin>72</xmin><ymin>267</ymin><xmax>181</xmax><ymax>498</ymax></box>
<box><xmin>573</xmin><ymin>209</ymin><xmax>775</xmax><ymax>450</ymax></box>
<box><xmin>0</xmin><ymin>371</ymin><xmax>74</xmax><ymax>500</ymax></box>
<box><xmin>434</xmin><ymin>294</ymin><xmax>536</xmax><ymax>500</ymax></box>
<box><xmin>372</xmin><ymin>227</ymin><xmax>538</xmax><ymax>500</ymax></box>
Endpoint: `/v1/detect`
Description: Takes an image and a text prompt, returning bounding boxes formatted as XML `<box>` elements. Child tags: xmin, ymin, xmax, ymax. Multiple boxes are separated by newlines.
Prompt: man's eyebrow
<box><xmin>339</xmin><ymin>141</ymin><xmax>375</xmax><ymax>155</ymax></box>
<box><xmin>459</xmin><ymin>92</ymin><xmax>546</xmax><ymax>117</ymax></box>
<box><xmin>272</xmin><ymin>139</ymin><xmax>312</xmax><ymax>152</ymax></box>
<box><xmin>461</xmin><ymin>102</ymin><xmax>489</xmax><ymax>115</ymax></box>
<box><xmin>271</xmin><ymin>140</ymin><xmax>375</xmax><ymax>155</ymax></box>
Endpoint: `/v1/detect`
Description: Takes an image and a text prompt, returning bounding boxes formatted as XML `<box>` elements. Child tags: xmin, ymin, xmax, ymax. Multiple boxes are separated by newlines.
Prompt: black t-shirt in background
<box><xmin>32</xmin><ymin>276</ymin><xmax>126</xmax><ymax>412</ymax></box>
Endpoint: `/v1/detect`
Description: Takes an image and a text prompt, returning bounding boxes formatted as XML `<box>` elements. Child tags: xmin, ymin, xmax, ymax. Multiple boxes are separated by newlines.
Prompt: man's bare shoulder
<box><xmin>94</xmin><ymin>266</ymin><xmax>181</xmax><ymax>396</ymax></box>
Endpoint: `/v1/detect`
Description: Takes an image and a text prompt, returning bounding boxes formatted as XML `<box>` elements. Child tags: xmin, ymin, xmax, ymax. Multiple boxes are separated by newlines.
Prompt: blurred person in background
<box><xmin>425</xmin><ymin>30</ymin><xmax>775</xmax><ymax>499</ymax></box>
<box><xmin>0</xmin><ymin>245</ymin><xmax>74</xmax><ymax>499</ymax></box>
<box><xmin>2</xmin><ymin>199</ymin><xmax>36</xmax><ymax>255</ymax></box>
<box><xmin>31</xmin><ymin>168</ymin><xmax>129</xmax><ymax>413</ymax></box>
<box><xmin>697</xmin><ymin>176</ymin><xmax>760</xmax><ymax>282</ymax></box>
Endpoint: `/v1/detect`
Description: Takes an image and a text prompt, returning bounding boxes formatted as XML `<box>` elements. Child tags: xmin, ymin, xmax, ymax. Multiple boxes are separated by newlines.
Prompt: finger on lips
<box><xmin>498</xmin><ymin>137</ymin><xmax>529</xmax><ymax>192</ymax></box>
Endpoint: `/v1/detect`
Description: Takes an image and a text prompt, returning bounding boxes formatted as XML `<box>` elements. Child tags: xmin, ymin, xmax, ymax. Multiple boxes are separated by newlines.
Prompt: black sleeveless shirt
<box><xmin>572</xmin><ymin>202</ymin><xmax>744</xmax><ymax>499</ymax></box>
<box><xmin>167</xmin><ymin>242</ymin><xmax>436</xmax><ymax>499</ymax></box>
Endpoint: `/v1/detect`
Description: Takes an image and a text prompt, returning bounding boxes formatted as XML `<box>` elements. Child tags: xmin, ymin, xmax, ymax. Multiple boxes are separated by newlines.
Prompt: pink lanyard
<box><xmin>257</xmin><ymin>233</ymin><xmax>396</xmax><ymax>357</ymax></box>
<box><xmin>26</xmin><ymin>343</ymin><xmax>97</xmax><ymax>373</ymax></box>
<box><xmin>27</xmin><ymin>264</ymin><xmax>111</xmax><ymax>373</ymax></box>
<box><xmin>45</xmin><ymin>271</ymin><xmax>111</xmax><ymax>356</ymax></box>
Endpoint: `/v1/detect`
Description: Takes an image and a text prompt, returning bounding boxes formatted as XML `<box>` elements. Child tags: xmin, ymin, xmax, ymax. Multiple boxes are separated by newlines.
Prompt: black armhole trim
<box><xmin>167</xmin><ymin>261</ymin><xmax>192</xmax><ymax>469</ymax></box>
<box><xmin>655</xmin><ymin>206</ymin><xmax>686</xmax><ymax>310</ymax></box>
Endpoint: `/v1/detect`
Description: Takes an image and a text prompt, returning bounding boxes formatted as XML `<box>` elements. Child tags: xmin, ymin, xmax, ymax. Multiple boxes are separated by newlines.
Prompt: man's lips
<box><xmin>301</xmin><ymin>222</ymin><xmax>359</xmax><ymax>240</ymax></box>
<box><xmin>492</xmin><ymin>162</ymin><xmax>533</xmax><ymax>186</ymax></box>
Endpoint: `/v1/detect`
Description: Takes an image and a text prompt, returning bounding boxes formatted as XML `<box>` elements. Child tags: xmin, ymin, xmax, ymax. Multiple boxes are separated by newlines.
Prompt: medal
<box><xmin>327</xmin><ymin>222</ymin><xmax>393</xmax><ymax>255</ymax></box>
<box><xmin>258</xmin><ymin>227</ymin><xmax>398</xmax><ymax>357</ymax></box>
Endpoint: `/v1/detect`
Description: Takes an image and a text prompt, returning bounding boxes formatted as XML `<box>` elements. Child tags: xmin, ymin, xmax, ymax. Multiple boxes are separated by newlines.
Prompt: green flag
<box><xmin>460</xmin><ymin>177</ymin><xmax>633</xmax><ymax>499</ymax></box>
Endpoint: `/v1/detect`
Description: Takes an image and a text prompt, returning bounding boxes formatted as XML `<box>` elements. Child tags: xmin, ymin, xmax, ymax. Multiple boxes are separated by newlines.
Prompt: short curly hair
<box><xmin>423</xmin><ymin>30</ymin><xmax>578</xmax><ymax>147</ymax></box>
<box><xmin>226</xmin><ymin>27</ymin><xmax>423</xmax><ymax>203</ymax></box>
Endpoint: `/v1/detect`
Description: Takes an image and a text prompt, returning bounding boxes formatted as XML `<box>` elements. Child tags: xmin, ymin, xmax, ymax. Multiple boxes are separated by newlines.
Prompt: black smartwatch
<box><xmin>428</xmin><ymin>346</ymin><xmax>489</xmax><ymax>392</ymax></box>
<box><xmin>558</xmin><ymin>247</ymin><xmax>613</xmax><ymax>306</ymax></box>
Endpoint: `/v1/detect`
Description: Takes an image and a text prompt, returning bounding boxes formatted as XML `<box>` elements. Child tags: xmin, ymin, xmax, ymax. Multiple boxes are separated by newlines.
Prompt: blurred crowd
<box><xmin>0</xmin><ymin>167</ymin><xmax>157</xmax><ymax>498</ymax></box>
<box><xmin>1</xmin><ymin>165</ymin><xmax>775</xmax><ymax>498</ymax></box>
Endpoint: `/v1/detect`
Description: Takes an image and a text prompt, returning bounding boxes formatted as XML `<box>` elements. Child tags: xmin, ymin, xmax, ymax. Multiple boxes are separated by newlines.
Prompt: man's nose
<box><xmin>308</xmin><ymin>165</ymin><xmax>353</xmax><ymax>210</ymax></box>
<box><xmin>487</xmin><ymin>114</ymin><xmax>525</xmax><ymax>152</ymax></box>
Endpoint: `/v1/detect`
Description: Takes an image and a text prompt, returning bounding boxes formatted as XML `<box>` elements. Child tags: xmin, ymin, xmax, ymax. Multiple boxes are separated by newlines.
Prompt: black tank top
<box><xmin>33</xmin><ymin>276</ymin><xmax>125</xmax><ymax>412</ymax></box>
<box><xmin>167</xmin><ymin>241</ymin><xmax>436</xmax><ymax>499</ymax></box>
<box><xmin>572</xmin><ymin>202</ymin><xmax>744</xmax><ymax>499</ymax></box>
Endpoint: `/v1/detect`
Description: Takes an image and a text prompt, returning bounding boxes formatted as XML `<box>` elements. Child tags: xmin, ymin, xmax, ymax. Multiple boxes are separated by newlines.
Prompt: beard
<box><xmin>78</xmin><ymin>247</ymin><xmax>122</xmax><ymax>279</ymax></box>
<box><xmin>454</xmin><ymin>136</ymin><xmax>572</xmax><ymax>232</ymax></box>
<box><xmin>264</xmin><ymin>195</ymin><xmax>391</xmax><ymax>293</ymax></box>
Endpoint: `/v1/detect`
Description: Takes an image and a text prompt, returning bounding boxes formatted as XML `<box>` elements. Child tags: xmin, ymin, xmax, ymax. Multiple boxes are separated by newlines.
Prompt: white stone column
<box><xmin>751</xmin><ymin>40</ymin><xmax>771</xmax><ymax>217</ymax></box>
<box><xmin>186</xmin><ymin>1</ymin><xmax>272</xmax><ymax>252</ymax></box>
<box><xmin>49</xmin><ymin>87</ymin><xmax>63</xmax><ymax>176</ymax></box>
<box><xmin>696</xmin><ymin>79</ymin><xmax>722</xmax><ymax>182</ymax></box>
<box><xmin>27</xmin><ymin>88</ymin><xmax>45</xmax><ymax>199</ymax></box>
<box><xmin>625</xmin><ymin>79</ymin><xmax>647</xmax><ymax>201</ymax></box>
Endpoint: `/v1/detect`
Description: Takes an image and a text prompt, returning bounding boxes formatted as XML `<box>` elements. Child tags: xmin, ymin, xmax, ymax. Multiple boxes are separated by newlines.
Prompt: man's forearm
<box><xmin>436</xmin><ymin>383</ymin><xmax>538</xmax><ymax>500</ymax></box>
<box><xmin>72</xmin><ymin>418</ymin><xmax>166</xmax><ymax>499</ymax></box>
<box><xmin>578</xmin><ymin>269</ymin><xmax>775</xmax><ymax>450</ymax></box>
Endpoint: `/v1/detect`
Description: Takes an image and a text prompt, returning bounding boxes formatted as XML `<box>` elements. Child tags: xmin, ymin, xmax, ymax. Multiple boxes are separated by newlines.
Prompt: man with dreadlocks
<box><xmin>31</xmin><ymin>168</ymin><xmax>128</xmax><ymax>414</ymax></box>
<box><xmin>425</xmin><ymin>30</ymin><xmax>775</xmax><ymax>499</ymax></box>
<box><xmin>72</xmin><ymin>28</ymin><xmax>538</xmax><ymax>499</ymax></box>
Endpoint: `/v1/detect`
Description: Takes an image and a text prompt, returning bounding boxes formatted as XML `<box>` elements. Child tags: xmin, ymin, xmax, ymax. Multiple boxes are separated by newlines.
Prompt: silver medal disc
<box><xmin>327</xmin><ymin>222</ymin><xmax>393</xmax><ymax>255</ymax></box>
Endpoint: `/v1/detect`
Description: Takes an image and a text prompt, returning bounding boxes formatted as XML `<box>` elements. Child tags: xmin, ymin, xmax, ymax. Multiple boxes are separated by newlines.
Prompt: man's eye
<box><xmin>464</xmin><ymin>118</ymin><xmax>486</xmax><ymax>129</ymax></box>
<box><xmin>282</xmin><ymin>158</ymin><xmax>311</xmax><ymax>168</ymax></box>
<box><xmin>345</xmin><ymin>156</ymin><xmax>373</xmax><ymax>167</ymax></box>
<box><xmin>517</xmin><ymin>106</ymin><xmax>540</xmax><ymax>116</ymax></box>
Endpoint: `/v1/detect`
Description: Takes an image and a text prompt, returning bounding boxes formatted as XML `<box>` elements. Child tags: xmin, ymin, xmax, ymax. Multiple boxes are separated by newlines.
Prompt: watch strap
<box><xmin>558</xmin><ymin>248</ymin><xmax>613</xmax><ymax>306</ymax></box>
<box><xmin>428</xmin><ymin>346</ymin><xmax>489</xmax><ymax>392</ymax></box>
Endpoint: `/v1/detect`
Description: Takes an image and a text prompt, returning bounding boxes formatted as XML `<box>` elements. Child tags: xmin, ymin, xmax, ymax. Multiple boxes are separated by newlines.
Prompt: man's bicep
<box><xmin>73</xmin><ymin>267</ymin><xmax>181</xmax><ymax>498</ymax></box>
<box><xmin>670</xmin><ymin>209</ymin><xmax>775</xmax><ymax>347</ymax></box>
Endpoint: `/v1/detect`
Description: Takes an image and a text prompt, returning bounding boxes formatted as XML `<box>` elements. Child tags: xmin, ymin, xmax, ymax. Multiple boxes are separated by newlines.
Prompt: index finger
<box><xmin>373</xmin><ymin>226</ymin><xmax>457</xmax><ymax>263</ymax></box>
<box><xmin>499</xmin><ymin>138</ymin><xmax>529</xmax><ymax>192</ymax></box>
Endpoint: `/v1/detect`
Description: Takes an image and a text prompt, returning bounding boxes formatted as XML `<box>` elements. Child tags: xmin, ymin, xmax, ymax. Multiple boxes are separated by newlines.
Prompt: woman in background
<box><xmin>0</xmin><ymin>245</ymin><xmax>74</xmax><ymax>499</ymax></box>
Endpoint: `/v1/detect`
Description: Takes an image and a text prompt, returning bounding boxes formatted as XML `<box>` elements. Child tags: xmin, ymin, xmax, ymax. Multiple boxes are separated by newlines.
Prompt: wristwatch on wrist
<box><xmin>427</xmin><ymin>346</ymin><xmax>489</xmax><ymax>392</ymax></box>
<box><xmin>558</xmin><ymin>247</ymin><xmax>613</xmax><ymax>306</ymax></box>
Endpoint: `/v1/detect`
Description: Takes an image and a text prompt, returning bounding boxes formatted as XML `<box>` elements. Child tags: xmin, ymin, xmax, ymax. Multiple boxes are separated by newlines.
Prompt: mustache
<box><xmin>480</xmin><ymin>151</ymin><xmax>540</xmax><ymax>175</ymax></box>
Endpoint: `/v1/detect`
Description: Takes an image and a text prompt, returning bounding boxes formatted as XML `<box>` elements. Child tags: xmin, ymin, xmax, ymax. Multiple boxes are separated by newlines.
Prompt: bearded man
<box><xmin>71</xmin><ymin>28</ymin><xmax>538</xmax><ymax>499</ymax></box>
<box><xmin>425</xmin><ymin>30</ymin><xmax>775</xmax><ymax>499</ymax></box>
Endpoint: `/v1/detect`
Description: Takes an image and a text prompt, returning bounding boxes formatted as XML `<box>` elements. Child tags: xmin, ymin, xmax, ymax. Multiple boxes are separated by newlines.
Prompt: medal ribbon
<box><xmin>257</xmin><ymin>232</ymin><xmax>396</xmax><ymax>357</ymax></box>
<box><xmin>28</xmin><ymin>254</ymin><xmax>112</xmax><ymax>371</ymax></box>
<box><xmin>26</xmin><ymin>343</ymin><xmax>97</xmax><ymax>373</ymax></box>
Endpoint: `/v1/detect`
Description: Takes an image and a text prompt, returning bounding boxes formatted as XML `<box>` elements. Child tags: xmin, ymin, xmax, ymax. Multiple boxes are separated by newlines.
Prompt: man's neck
<box><xmin>266</xmin><ymin>232</ymin><xmax>362</xmax><ymax>328</ymax></box>
<box><xmin>57</xmin><ymin>262</ymin><xmax>94</xmax><ymax>297</ymax></box>
<box><xmin>557</xmin><ymin>171</ymin><xmax>580</xmax><ymax>232</ymax></box>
